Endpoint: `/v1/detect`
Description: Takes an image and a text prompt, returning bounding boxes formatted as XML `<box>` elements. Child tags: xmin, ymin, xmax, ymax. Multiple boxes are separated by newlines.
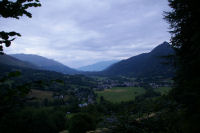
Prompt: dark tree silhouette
<box><xmin>69</xmin><ymin>113</ymin><xmax>96</xmax><ymax>133</ymax></box>
<box><xmin>0</xmin><ymin>0</ymin><xmax>41</xmax><ymax>54</ymax></box>
<box><xmin>165</xmin><ymin>0</ymin><xmax>200</xmax><ymax>132</ymax></box>
<box><xmin>0</xmin><ymin>0</ymin><xmax>41</xmax><ymax>121</ymax></box>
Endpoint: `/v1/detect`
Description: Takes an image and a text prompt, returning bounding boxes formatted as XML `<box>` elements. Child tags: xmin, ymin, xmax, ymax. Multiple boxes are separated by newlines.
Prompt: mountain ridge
<box><xmin>0</xmin><ymin>54</ymin><xmax>38</xmax><ymax>69</ymax></box>
<box><xmin>100</xmin><ymin>41</ymin><xmax>175</xmax><ymax>78</ymax></box>
<box><xmin>10</xmin><ymin>54</ymin><xmax>79</xmax><ymax>74</ymax></box>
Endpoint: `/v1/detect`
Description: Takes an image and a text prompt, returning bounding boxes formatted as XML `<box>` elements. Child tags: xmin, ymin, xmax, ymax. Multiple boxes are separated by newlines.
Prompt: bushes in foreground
<box><xmin>0</xmin><ymin>107</ymin><xmax>66</xmax><ymax>133</ymax></box>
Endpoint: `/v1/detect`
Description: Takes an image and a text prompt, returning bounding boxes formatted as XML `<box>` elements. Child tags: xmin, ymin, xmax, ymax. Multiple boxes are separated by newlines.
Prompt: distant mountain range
<box><xmin>78</xmin><ymin>60</ymin><xmax>119</xmax><ymax>72</ymax></box>
<box><xmin>100</xmin><ymin>41</ymin><xmax>175</xmax><ymax>78</ymax></box>
<box><xmin>0</xmin><ymin>41</ymin><xmax>175</xmax><ymax>78</ymax></box>
<box><xmin>10</xmin><ymin>54</ymin><xmax>79</xmax><ymax>74</ymax></box>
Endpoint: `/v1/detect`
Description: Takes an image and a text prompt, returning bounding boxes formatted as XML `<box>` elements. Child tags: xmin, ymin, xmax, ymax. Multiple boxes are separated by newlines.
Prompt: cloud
<box><xmin>2</xmin><ymin>0</ymin><xmax>171</xmax><ymax>68</ymax></box>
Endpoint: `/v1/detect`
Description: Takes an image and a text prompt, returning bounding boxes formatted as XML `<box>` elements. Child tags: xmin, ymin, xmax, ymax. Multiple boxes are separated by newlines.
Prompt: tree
<box><xmin>0</xmin><ymin>0</ymin><xmax>41</xmax><ymax>121</ymax></box>
<box><xmin>0</xmin><ymin>71</ymin><xmax>31</xmax><ymax>120</ymax></box>
<box><xmin>0</xmin><ymin>107</ymin><xmax>66</xmax><ymax>133</ymax></box>
<box><xmin>0</xmin><ymin>0</ymin><xmax>41</xmax><ymax>54</ymax></box>
<box><xmin>165</xmin><ymin>0</ymin><xmax>200</xmax><ymax>132</ymax></box>
<box><xmin>69</xmin><ymin>113</ymin><xmax>96</xmax><ymax>133</ymax></box>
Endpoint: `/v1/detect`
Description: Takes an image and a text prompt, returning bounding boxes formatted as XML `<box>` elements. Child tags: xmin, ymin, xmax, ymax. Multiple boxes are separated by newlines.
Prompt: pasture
<box><xmin>95</xmin><ymin>87</ymin><xmax>146</xmax><ymax>103</ymax></box>
<box><xmin>154</xmin><ymin>87</ymin><xmax>172</xmax><ymax>95</ymax></box>
<box><xmin>29</xmin><ymin>89</ymin><xmax>54</xmax><ymax>100</ymax></box>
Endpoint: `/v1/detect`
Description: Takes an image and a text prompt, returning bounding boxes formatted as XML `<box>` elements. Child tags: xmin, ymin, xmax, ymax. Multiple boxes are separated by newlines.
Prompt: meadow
<box><xmin>95</xmin><ymin>87</ymin><xmax>146</xmax><ymax>103</ymax></box>
<box><xmin>29</xmin><ymin>89</ymin><xmax>54</xmax><ymax>100</ymax></box>
<box><xmin>154</xmin><ymin>87</ymin><xmax>172</xmax><ymax>95</ymax></box>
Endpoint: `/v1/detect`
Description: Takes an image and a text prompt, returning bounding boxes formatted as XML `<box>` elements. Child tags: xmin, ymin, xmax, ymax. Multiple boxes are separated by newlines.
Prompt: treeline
<box><xmin>0</xmin><ymin>64</ymin><xmax>97</xmax><ymax>90</ymax></box>
<box><xmin>0</xmin><ymin>70</ymin><xmax>172</xmax><ymax>133</ymax></box>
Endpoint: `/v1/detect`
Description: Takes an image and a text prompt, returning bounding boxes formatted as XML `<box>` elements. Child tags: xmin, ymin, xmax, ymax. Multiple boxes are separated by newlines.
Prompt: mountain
<box><xmin>0</xmin><ymin>54</ymin><xmax>38</xmax><ymax>69</ymax></box>
<box><xmin>0</xmin><ymin>58</ymin><xmax>97</xmax><ymax>93</ymax></box>
<box><xmin>101</xmin><ymin>42</ymin><xmax>175</xmax><ymax>78</ymax></box>
<box><xmin>10</xmin><ymin>54</ymin><xmax>79</xmax><ymax>74</ymax></box>
<box><xmin>78</xmin><ymin>60</ymin><xmax>119</xmax><ymax>72</ymax></box>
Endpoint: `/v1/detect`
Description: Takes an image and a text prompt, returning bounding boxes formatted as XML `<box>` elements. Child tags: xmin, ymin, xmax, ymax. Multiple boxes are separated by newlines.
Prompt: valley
<box><xmin>0</xmin><ymin>42</ymin><xmax>175</xmax><ymax>133</ymax></box>
<box><xmin>1</xmin><ymin>0</ymin><xmax>198</xmax><ymax>132</ymax></box>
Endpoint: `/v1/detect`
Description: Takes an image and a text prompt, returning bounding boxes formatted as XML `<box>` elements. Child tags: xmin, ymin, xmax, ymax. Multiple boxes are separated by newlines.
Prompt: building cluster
<box><xmin>94</xmin><ymin>79</ymin><xmax>139</xmax><ymax>91</ymax></box>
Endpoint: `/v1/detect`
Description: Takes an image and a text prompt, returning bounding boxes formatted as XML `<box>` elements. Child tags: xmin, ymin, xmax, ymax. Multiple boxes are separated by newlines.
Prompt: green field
<box><xmin>95</xmin><ymin>87</ymin><xmax>146</xmax><ymax>103</ymax></box>
<box><xmin>29</xmin><ymin>89</ymin><xmax>69</xmax><ymax>101</ymax></box>
<box><xmin>154</xmin><ymin>87</ymin><xmax>172</xmax><ymax>95</ymax></box>
<box><xmin>29</xmin><ymin>89</ymin><xmax>54</xmax><ymax>100</ymax></box>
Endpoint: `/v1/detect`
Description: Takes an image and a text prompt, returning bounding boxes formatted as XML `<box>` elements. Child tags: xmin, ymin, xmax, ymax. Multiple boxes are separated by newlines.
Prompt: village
<box><xmin>94</xmin><ymin>78</ymin><xmax>173</xmax><ymax>91</ymax></box>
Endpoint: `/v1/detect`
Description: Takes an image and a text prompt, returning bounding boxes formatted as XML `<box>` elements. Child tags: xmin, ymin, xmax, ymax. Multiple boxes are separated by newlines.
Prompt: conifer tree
<box><xmin>165</xmin><ymin>0</ymin><xmax>200</xmax><ymax>132</ymax></box>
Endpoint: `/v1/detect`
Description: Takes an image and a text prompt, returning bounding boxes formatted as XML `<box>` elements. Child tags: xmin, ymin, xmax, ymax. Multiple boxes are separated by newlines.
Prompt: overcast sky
<box><xmin>1</xmin><ymin>0</ymin><xmax>171</xmax><ymax>68</ymax></box>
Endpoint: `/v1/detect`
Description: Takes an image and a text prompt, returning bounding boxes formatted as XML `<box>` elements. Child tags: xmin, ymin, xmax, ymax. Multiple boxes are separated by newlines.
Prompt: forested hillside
<box><xmin>11</xmin><ymin>54</ymin><xmax>79</xmax><ymax>74</ymax></box>
<box><xmin>0</xmin><ymin>54</ymin><xmax>37</xmax><ymax>69</ymax></box>
<box><xmin>101</xmin><ymin>42</ymin><xmax>174</xmax><ymax>78</ymax></box>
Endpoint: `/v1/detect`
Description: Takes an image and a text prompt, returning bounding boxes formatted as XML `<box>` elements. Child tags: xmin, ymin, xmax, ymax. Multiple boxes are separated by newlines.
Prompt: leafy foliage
<box><xmin>0</xmin><ymin>0</ymin><xmax>41</xmax><ymax>54</ymax></box>
<box><xmin>69</xmin><ymin>113</ymin><xmax>96</xmax><ymax>133</ymax></box>
<box><xmin>0</xmin><ymin>71</ymin><xmax>30</xmax><ymax>119</ymax></box>
<box><xmin>0</xmin><ymin>107</ymin><xmax>66</xmax><ymax>133</ymax></box>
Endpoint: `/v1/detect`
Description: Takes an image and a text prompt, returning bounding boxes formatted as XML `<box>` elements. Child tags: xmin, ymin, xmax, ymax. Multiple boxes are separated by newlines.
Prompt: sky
<box><xmin>1</xmin><ymin>0</ymin><xmax>171</xmax><ymax>68</ymax></box>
